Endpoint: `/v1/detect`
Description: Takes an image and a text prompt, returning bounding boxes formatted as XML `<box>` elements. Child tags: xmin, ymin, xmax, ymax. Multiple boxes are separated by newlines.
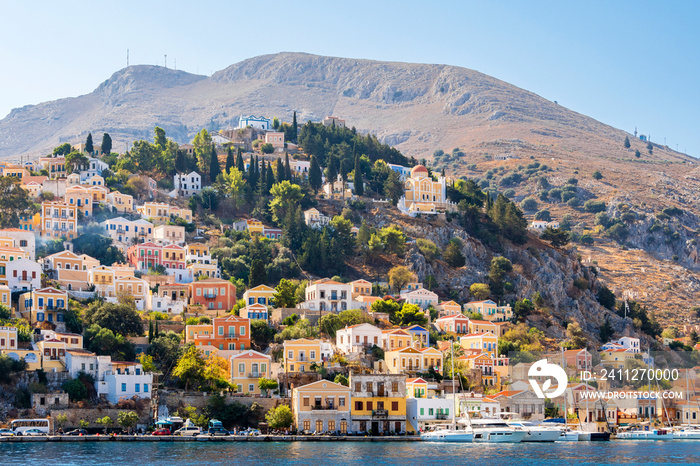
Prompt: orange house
<box><xmin>191</xmin><ymin>315</ymin><xmax>250</xmax><ymax>351</ymax></box>
<box><xmin>189</xmin><ymin>278</ymin><xmax>236</xmax><ymax>311</ymax></box>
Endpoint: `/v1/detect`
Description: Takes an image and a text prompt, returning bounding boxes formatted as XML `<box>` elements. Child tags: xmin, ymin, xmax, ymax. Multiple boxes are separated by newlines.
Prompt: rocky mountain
<box><xmin>1</xmin><ymin>52</ymin><xmax>698</xmax><ymax>326</ymax></box>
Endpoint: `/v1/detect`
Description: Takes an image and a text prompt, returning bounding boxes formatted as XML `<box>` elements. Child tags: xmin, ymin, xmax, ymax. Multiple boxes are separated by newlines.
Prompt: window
<box><xmin>303</xmin><ymin>397</ymin><xmax>310</xmax><ymax>407</ymax></box>
<box><xmin>121</xmin><ymin>383</ymin><xmax>127</xmax><ymax>392</ymax></box>
<box><xmin>392</xmin><ymin>402</ymin><xmax>399</xmax><ymax>411</ymax></box>
<box><xmin>420</xmin><ymin>408</ymin><xmax>424</xmax><ymax>415</ymax></box>
<box><xmin>355</xmin><ymin>401</ymin><xmax>363</xmax><ymax>411</ymax></box>
<box><xmin>428</xmin><ymin>408</ymin><xmax>433</xmax><ymax>415</ymax></box>
<box><xmin>303</xmin><ymin>420</ymin><xmax>310</xmax><ymax>431</ymax></box>
<box><xmin>339</xmin><ymin>397</ymin><xmax>345</xmax><ymax>407</ymax></box>
<box><xmin>366</xmin><ymin>382</ymin><xmax>373</xmax><ymax>393</ymax></box>
<box><xmin>219</xmin><ymin>326</ymin><xmax>224</xmax><ymax>335</ymax></box>
<box><xmin>240</xmin><ymin>326</ymin><xmax>245</xmax><ymax>336</ymax></box>
<box><xmin>135</xmin><ymin>384</ymin><xmax>140</xmax><ymax>393</ymax></box>
<box><xmin>354</xmin><ymin>382</ymin><xmax>362</xmax><ymax>393</ymax></box>
<box><xmin>238</xmin><ymin>363</ymin><xmax>245</xmax><ymax>374</ymax></box>
<box><xmin>392</xmin><ymin>382</ymin><xmax>398</xmax><ymax>392</ymax></box>
<box><xmin>249</xmin><ymin>384</ymin><xmax>255</xmax><ymax>392</ymax></box>
<box><xmin>366</xmin><ymin>401</ymin><xmax>373</xmax><ymax>411</ymax></box>
<box><xmin>310</xmin><ymin>350</ymin><xmax>316</xmax><ymax>359</ymax></box>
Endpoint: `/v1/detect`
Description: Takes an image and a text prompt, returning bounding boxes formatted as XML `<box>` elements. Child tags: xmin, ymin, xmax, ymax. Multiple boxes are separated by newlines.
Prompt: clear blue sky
<box><xmin>1</xmin><ymin>1</ymin><xmax>698</xmax><ymax>155</ymax></box>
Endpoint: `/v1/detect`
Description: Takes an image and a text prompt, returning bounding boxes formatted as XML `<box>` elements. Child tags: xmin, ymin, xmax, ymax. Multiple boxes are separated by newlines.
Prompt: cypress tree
<box><xmin>291</xmin><ymin>111</ymin><xmax>298</xmax><ymax>143</ymax></box>
<box><xmin>276</xmin><ymin>158</ymin><xmax>285</xmax><ymax>183</ymax></box>
<box><xmin>284</xmin><ymin>152</ymin><xmax>292</xmax><ymax>181</ymax></box>
<box><xmin>266</xmin><ymin>162</ymin><xmax>274</xmax><ymax>192</ymax></box>
<box><xmin>259</xmin><ymin>159</ymin><xmax>267</xmax><ymax>190</ymax></box>
<box><xmin>248</xmin><ymin>155</ymin><xmax>256</xmax><ymax>184</ymax></box>
<box><xmin>154</xmin><ymin>320</ymin><xmax>159</xmax><ymax>337</ymax></box>
<box><xmin>210</xmin><ymin>144</ymin><xmax>221</xmax><ymax>183</ymax></box>
<box><xmin>101</xmin><ymin>133</ymin><xmax>112</xmax><ymax>155</ymax></box>
<box><xmin>148</xmin><ymin>319</ymin><xmax>154</xmax><ymax>343</ymax></box>
<box><xmin>354</xmin><ymin>153</ymin><xmax>364</xmax><ymax>196</ymax></box>
<box><xmin>85</xmin><ymin>133</ymin><xmax>94</xmax><ymax>154</ymax></box>
<box><xmin>309</xmin><ymin>155</ymin><xmax>322</xmax><ymax>194</ymax></box>
<box><xmin>236</xmin><ymin>150</ymin><xmax>245</xmax><ymax>173</ymax></box>
<box><xmin>623</xmin><ymin>136</ymin><xmax>631</xmax><ymax>149</ymax></box>
<box><xmin>225</xmin><ymin>146</ymin><xmax>235</xmax><ymax>172</ymax></box>
<box><xmin>249</xmin><ymin>259</ymin><xmax>267</xmax><ymax>288</ymax></box>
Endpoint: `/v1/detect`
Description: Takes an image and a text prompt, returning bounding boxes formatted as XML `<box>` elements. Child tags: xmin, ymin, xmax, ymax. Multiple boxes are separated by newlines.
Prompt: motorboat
<box><xmin>616</xmin><ymin>428</ymin><xmax>673</xmax><ymax>440</ymax></box>
<box><xmin>469</xmin><ymin>418</ymin><xmax>527</xmax><ymax>443</ymax></box>
<box><xmin>672</xmin><ymin>427</ymin><xmax>700</xmax><ymax>440</ymax></box>
<box><xmin>557</xmin><ymin>428</ymin><xmax>591</xmax><ymax>441</ymax></box>
<box><xmin>507</xmin><ymin>420</ymin><xmax>561</xmax><ymax>442</ymax></box>
<box><xmin>420</xmin><ymin>424</ymin><xmax>473</xmax><ymax>442</ymax></box>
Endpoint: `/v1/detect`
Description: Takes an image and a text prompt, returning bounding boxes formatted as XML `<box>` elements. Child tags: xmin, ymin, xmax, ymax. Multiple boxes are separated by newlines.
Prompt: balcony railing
<box><xmin>203</xmin><ymin>293</ymin><xmax>216</xmax><ymax>299</ymax></box>
<box><xmin>372</xmin><ymin>410</ymin><xmax>388</xmax><ymax>417</ymax></box>
<box><xmin>247</xmin><ymin>372</ymin><xmax>260</xmax><ymax>378</ymax></box>
<box><xmin>436</xmin><ymin>413</ymin><xmax>449</xmax><ymax>420</ymax></box>
<box><xmin>312</xmin><ymin>404</ymin><xmax>337</xmax><ymax>411</ymax></box>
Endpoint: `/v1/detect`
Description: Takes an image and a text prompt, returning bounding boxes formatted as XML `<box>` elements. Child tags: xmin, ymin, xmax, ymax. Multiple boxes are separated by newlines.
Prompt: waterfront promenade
<box><xmin>0</xmin><ymin>434</ymin><xmax>421</xmax><ymax>443</ymax></box>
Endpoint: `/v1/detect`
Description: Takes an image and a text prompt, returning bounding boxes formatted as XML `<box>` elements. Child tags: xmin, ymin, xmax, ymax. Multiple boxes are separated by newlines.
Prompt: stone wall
<box><xmin>49</xmin><ymin>407</ymin><xmax>152</xmax><ymax>431</ymax></box>
<box><xmin>159</xmin><ymin>390</ymin><xmax>288</xmax><ymax>415</ymax></box>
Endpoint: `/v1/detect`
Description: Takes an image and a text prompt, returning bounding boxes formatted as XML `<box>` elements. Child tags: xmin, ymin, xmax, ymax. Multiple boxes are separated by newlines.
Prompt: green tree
<box><xmin>62</xmin><ymin>378</ymin><xmax>88</xmax><ymax>402</ymax></box>
<box><xmin>599</xmin><ymin>316</ymin><xmax>615</xmax><ymax>342</ymax></box>
<box><xmin>221</xmin><ymin>167</ymin><xmax>246</xmax><ymax>208</ymax></box>
<box><xmin>261</xmin><ymin>143</ymin><xmax>274</xmax><ymax>154</ymax></box>
<box><xmin>265</xmin><ymin>405</ymin><xmax>293</xmax><ymax>429</ymax></box>
<box><xmin>275</xmin><ymin>158</ymin><xmax>285</xmax><ymax>183</ymax></box>
<box><xmin>470</xmin><ymin>283</ymin><xmax>491</xmax><ymax>300</ymax></box>
<box><xmin>85</xmin><ymin>132</ymin><xmax>94</xmax><ymax>154</ymax></box>
<box><xmin>416</xmin><ymin>238</ymin><xmax>439</xmax><ymax>262</ymax></box>
<box><xmin>96</xmin><ymin>416</ymin><xmax>114</xmax><ymax>434</ymax></box>
<box><xmin>193</xmin><ymin>129</ymin><xmax>213</xmax><ymax>176</ymax></box>
<box><xmin>392</xmin><ymin>303</ymin><xmax>428</xmax><ymax>326</ymax></box>
<box><xmin>634</xmin><ymin>149</ymin><xmax>641</xmax><ymax>158</ymax></box>
<box><xmin>250</xmin><ymin>320</ymin><xmax>276</xmax><ymax>351</ymax></box>
<box><xmin>513</xmin><ymin>299</ymin><xmax>535</xmax><ymax>321</ymax></box>
<box><xmin>101</xmin><ymin>133</ymin><xmax>112</xmax><ymax>155</ymax></box>
<box><xmin>597</xmin><ymin>286</ymin><xmax>616</xmax><ymax>310</ymax></box>
<box><xmin>173</xmin><ymin>346</ymin><xmax>206</xmax><ymax>391</ymax></box>
<box><xmin>540</xmin><ymin>227</ymin><xmax>570</xmax><ymax>248</ymax></box>
<box><xmin>291</xmin><ymin>111</ymin><xmax>298</xmax><ymax>143</ymax></box>
<box><xmin>210</xmin><ymin>145</ymin><xmax>221</xmax><ymax>183</ymax></box>
<box><xmin>249</xmin><ymin>259</ymin><xmax>267</xmax><ymax>288</ymax></box>
<box><xmin>0</xmin><ymin>178</ymin><xmax>32</xmax><ymax>228</ymax></box>
<box><xmin>53</xmin><ymin>143</ymin><xmax>72</xmax><ymax>156</ymax></box>
<box><xmin>117</xmin><ymin>411</ymin><xmax>139</xmax><ymax>434</ymax></box>
<box><xmin>269</xmin><ymin>181</ymin><xmax>303</xmax><ymax>224</ymax></box>
<box><xmin>353</xmin><ymin>153</ymin><xmax>364</xmax><ymax>196</ymax></box>
<box><xmin>334</xmin><ymin>374</ymin><xmax>349</xmax><ymax>386</ymax></box>
<box><xmin>84</xmin><ymin>302</ymin><xmax>143</xmax><ymax>336</ymax></box>
<box><xmin>284</xmin><ymin>153</ymin><xmax>292</xmax><ymax>181</ymax></box>
<box><xmin>258</xmin><ymin>378</ymin><xmax>278</xmax><ymax>396</ymax></box>
<box><xmin>319</xmin><ymin>313</ymin><xmax>343</xmax><ymax>338</ymax></box>
<box><xmin>72</xmin><ymin>233</ymin><xmax>125</xmax><ymax>266</ymax></box>
<box><xmin>274</xmin><ymin>279</ymin><xmax>298</xmax><ymax>308</ymax></box>
<box><xmin>370</xmin><ymin>299</ymin><xmax>403</xmax><ymax>320</ymax></box>
<box><xmin>388</xmin><ymin>265</ymin><xmax>413</xmax><ymax>292</ymax></box>
<box><xmin>384</xmin><ymin>170</ymin><xmax>403</xmax><ymax>205</ymax></box>
<box><xmin>592</xmin><ymin>170</ymin><xmax>603</xmax><ymax>180</ymax></box>
<box><xmin>443</xmin><ymin>238</ymin><xmax>466</xmax><ymax>267</ymax></box>
<box><xmin>225</xmin><ymin>147</ymin><xmax>235</xmax><ymax>172</ymax></box>
<box><xmin>309</xmin><ymin>155</ymin><xmax>323</xmax><ymax>194</ymax></box>
<box><xmin>623</xmin><ymin>136</ymin><xmax>631</xmax><ymax>149</ymax></box>
<box><xmin>154</xmin><ymin>126</ymin><xmax>167</xmax><ymax>149</ymax></box>
<box><xmin>566</xmin><ymin>322</ymin><xmax>587</xmax><ymax>349</ymax></box>
<box><xmin>148</xmin><ymin>332</ymin><xmax>182</xmax><ymax>375</ymax></box>
<box><xmin>380</xmin><ymin>226</ymin><xmax>407</xmax><ymax>255</ymax></box>
<box><xmin>65</xmin><ymin>150</ymin><xmax>89</xmax><ymax>173</ymax></box>
<box><xmin>236</xmin><ymin>149</ymin><xmax>245</xmax><ymax>173</ymax></box>
<box><xmin>520</xmin><ymin>197</ymin><xmax>538</xmax><ymax>212</ymax></box>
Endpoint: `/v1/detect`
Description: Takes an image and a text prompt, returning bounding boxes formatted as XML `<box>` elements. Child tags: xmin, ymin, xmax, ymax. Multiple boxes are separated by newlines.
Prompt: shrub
<box><xmin>503</xmin><ymin>188</ymin><xmax>516</xmax><ymax>198</ymax></box>
<box><xmin>583</xmin><ymin>200</ymin><xmax>607</xmax><ymax>213</ymax></box>
<box><xmin>416</xmin><ymin>238</ymin><xmax>440</xmax><ymax>262</ymax></box>
<box><xmin>519</xmin><ymin>197</ymin><xmax>537</xmax><ymax>212</ymax></box>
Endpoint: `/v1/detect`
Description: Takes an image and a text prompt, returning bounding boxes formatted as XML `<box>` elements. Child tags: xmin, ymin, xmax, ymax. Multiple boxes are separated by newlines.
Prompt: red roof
<box><xmin>406</xmin><ymin>377</ymin><xmax>427</xmax><ymax>384</ymax></box>
<box><xmin>411</xmin><ymin>165</ymin><xmax>428</xmax><ymax>174</ymax></box>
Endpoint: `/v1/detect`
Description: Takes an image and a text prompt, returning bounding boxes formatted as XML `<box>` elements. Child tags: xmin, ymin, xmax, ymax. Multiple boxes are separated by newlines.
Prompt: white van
<box><xmin>174</xmin><ymin>426</ymin><xmax>202</xmax><ymax>436</ymax></box>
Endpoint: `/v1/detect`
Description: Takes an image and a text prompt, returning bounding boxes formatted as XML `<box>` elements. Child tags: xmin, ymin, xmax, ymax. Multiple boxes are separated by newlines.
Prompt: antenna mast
<box><xmin>164</xmin><ymin>54</ymin><xmax>167</xmax><ymax>68</ymax></box>
<box><xmin>127</xmin><ymin>49</ymin><xmax>129</xmax><ymax>67</ymax></box>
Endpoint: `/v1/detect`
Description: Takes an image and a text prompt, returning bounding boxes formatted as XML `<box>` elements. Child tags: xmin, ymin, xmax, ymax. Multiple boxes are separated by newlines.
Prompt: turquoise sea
<box><xmin>3</xmin><ymin>441</ymin><xmax>700</xmax><ymax>465</ymax></box>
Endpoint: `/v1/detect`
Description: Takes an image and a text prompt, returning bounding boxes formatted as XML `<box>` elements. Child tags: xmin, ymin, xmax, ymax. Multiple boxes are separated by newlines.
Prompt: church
<box><xmin>397</xmin><ymin>165</ymin><xmax>455</xmax><ymax>216</ymax></box>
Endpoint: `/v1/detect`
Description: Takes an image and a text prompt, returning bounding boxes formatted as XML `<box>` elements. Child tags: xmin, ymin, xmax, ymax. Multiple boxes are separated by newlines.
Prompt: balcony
<box><xmin>372</xmin><ymin>410</ymin><xmax>388</xmax><ymax>417</ymax></box>
<box><xmin>312</xmin><ymin>404</ymin><xmax>337</xmax><ymax>411</ymax></box>
<box><xmin>372</xmin><ymin>390</ymin><xmax>386</xmax><ymax>397</ymax></box>
<box><xmin>247</xmin><ymin>372</ymin><xmax>260</xmax><ymax>378</ymax></box>
<box><xmin>436</xmin><ymin>413</ymin><xmax>449</xmax><ymax>420</ymax></box>
<box><xmin>203</xmin><ymin>293</ymin><xmax>217</xmax><ymax>299</ymax></box>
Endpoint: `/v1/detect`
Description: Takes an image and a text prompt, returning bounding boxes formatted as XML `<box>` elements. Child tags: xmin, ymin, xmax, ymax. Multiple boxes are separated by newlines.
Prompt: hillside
<box><xmin>1</xmin><ymin>52</ymin><xmax>699</xmax><ymax>324</ymax></box>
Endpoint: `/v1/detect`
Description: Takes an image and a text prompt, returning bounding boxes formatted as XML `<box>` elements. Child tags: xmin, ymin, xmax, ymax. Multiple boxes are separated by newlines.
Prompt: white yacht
<box><xmin>616</xmin><ymin>428</ymin><xmax>673</xmax><ymax>440</ymax></box>
<box><xmin>672</xmin><ymin>427</ymin><xmax>700</xmax><ymax>440</ymax></box>
<box><xmin>469</xmin><ymin>418</ymin><xmax>527</xmax><ymax>443</ymax></box>
<box><xmin>420</xmin><ymin>424</ymin><xmax>474</xmax><ymax>442</ymax></box>
<box><xmin>507</xmin><ymin>420</ymin><xmax>562</xmax><ymax>442</ymax></box>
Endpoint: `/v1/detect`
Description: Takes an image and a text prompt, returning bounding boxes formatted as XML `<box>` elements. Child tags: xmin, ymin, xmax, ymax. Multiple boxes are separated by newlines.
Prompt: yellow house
<box><xmin>35</xmin><ymin>338</ymin><xmax>67</xmax><ymax>372</ymax></box>
<box><xmin>114</xmin><ymin>276</ymin><xmax>149</xmax><ymax>309</ymax></box>
<box><xmin>19</xmin><ymin>213</ymin><xmax>41</xmax><ymax>232</ymax></box>
<box><xmin>283</xmin><ymin>338</ymin><xmax>323</xmax><ymax>373</ymax></box>
<box><xmin>601</xmin><ymin>349</ymin><xmax>638</xmax><ymax>369</ymax></box>
<box><xmin>468</xmin><ymin>320</ymin><xmax>508</xmax><ymax>338</ymax></box>
<box><xmin>350</xmin><ymin>373</ymin><xmax>407</xmax><ymax>434</ymax></box>
<box><xmin>0</xmin><ymin>284</ymin><xmax>10</xmax><ymax>307</ymax></box>
<box><xmin>463</xmin><ymin>300</ymin><xmax>513</xmax><ymax>322</ymax></box>
<box><xmin>106</xmin><ymin>191</ymin><xmax>134</xmax><ymax>213</ymax></box>
<box><xmin>420</xmin><ymin>347</ymin><xmax>443</xmax><ymax>372</ymax></box>
<box><xmin>88</xmin><ymin>266</ymin><xmax>115</xmax><ymax>298</ymax></box>
<box><xmin>243</xmin><ymin>285</ymin><xmax>276</xmax><ymax>307</ymax></box>
<box><xmin>19</xmin><ymin>287</ymin><xmax>67</xmax><ymax>324</ymax></box>
<box><xmin>139</xmin><ymin>203</ymin><xmax>193</xmax><ymax>223</ymax></box>
<box><xmin>292</xmin><ymin>380</ymin><xmax>351</xmax><ymax>434</ymax></box>
<box><xmin>185</xmin><ymin>324</ymin><xmax>212</xmax><ymax>344</ymax></box>
<box><xmin>0</xmin><ymin>246</ymin><xmax>29</xmax><ymax>287</ymax></box>
<box><xmin>229</xmin><ymin>349</ymin><xmax>271</xmax><ymax>395</ymax></box>
<box><xmin>66</xmin><ymin>185</ymin><xmax>94</xmax><ymax>217</ymax></box>
<box><xmin>39</xmin><ymin>201</ymin><xmax>78</xmax><ymax>240</ymax></box>
<box><xmin>87</xmin><ymin>185</ymin><xmax>109</xmax><ymax>204</ymax></box>
<box><xmin>0</xmin><ymin>349</ymin><xmax>42</xmax><ymax>371</ymax></box>
<box><xmin>381</xmin><ymin>328</ymin><xmax>414</xmax><ymax>351</ymax></box>
<box><xmin>247</xmin><ymin>219</ymin><xmax>264</xmax><ymax>236</ymax></box>
<box><xmin>436</xmin><ymin>300</ymin><xmax>462</xmax><ymax>317</ymax></box>
<box><xmin>187</xmin><ymin>243</ymin><xmax>209</xmax><ymax>260</ymax></box>
<box><xmin>459</xmin><ymin>332</ymin><xmax>498</xmax><ymax>358</ymax></box>
<box><xmin>1</xmin><ymin>164</ymin><xmax>30</xmax><ymax>179</ymax></box>
<box><xmin>0</xmin><ymin>326</ymin><xmax>18</xmax><ymax>350</ymax></box>
<box><xmin>350</xmin><ymin>279</ymin><xmax>372</xmax><ymax>299</ymax></box>
<box><xmin>385</xmin><ymin>347</ymin><xmax>443</xmax><ymax>374</ymax></box>
<box><xmin>406</xmin><ymin>377</ymin><xmax>429</xmax><ymax>398</ymax></box>
<box><xmin>50</xmin><ymin>331</ymin><xmax>83</xmax><ymax>350</ymax></box>
<box><xmin>458</xmin><ymin>352</ymin><xmax>502</xmax><ymax>387</ymax></box>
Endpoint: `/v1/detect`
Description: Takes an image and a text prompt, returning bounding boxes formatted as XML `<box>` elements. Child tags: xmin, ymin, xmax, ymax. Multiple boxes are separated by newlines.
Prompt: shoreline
<box><xmin>0</xmin><ymin>435</ymin><xmax>422</xmax><ymax>443</ymax></box>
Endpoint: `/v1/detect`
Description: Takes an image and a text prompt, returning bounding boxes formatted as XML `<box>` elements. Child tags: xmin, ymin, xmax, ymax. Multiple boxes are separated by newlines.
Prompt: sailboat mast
<box><xmin>452</xmin><ymin>340</ymin><xmax>456</xmax><ymax>430</ymax></box>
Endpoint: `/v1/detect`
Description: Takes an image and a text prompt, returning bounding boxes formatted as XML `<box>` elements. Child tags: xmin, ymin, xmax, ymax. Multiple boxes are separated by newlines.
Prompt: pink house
<box><xmin>563</xmin><ymin>348</ymin><xmax>593</xmax><ymax>370</ymax></box>
<box><xmin>126</xmin><ymin>242</ymin><xmax>163</xmax><ymax>271</ymax></box>
<box><xmin>162</xmin><ymin>244</ymin><xmax>186</xmax><ymax>269</ymax></box>
<box><xmin>435</xmin><ymin>315</ymin><xmax>471</xmax><ymax>334</ymax></box>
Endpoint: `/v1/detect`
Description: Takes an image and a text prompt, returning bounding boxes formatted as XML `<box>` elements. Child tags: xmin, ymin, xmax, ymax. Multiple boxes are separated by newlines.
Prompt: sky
<box><xmin>1</xmin><ymin>0</ymin><xmax>698</xmax><ymax>156</ymax></box>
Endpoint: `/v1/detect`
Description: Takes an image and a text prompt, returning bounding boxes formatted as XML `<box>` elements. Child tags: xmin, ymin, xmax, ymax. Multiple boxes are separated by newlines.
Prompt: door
<box><xmin>371</xmin><ymin>422</ymin><xmax>379</xmax><ymax>436</ymax></box>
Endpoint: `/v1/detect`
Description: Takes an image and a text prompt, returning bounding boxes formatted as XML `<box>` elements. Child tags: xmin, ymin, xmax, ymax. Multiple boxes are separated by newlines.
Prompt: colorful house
<box><xmin>240</xmin><ymin>303</ymin><xmax>268</xmax><ymax>321</ymax></box>
<box><xmin>292</xmin><ymin>380</ymin><xmax>351</xmax><ymax>434</ymax></box>
<box><xmin>126</xmin><ymin>242</ymin><xmax>162</xmax><ymax>271</ymax></box>
<box><xmin>435</xmin><ymin>314</ymin><xmax>471</xmax><ymax>334</ymax></box>
<box><xmin>243</xmin><ymin>285</ymin><xmax>275</xmax><ymax>307</ymax></box>
<box><xmin>349</xmin><ymin>373</ymin><xmax>407</xmax><ymax>434</ymax></box>
<box><xmin>19</xmin><ymin>287</ymin><xmax>67</xmax><ymax>325</ymax></box>
<box><xmin>436</xmin><ymin>300</ymin><xmax>462</xmax><ymax>317</ymax></box>
<box><xmin>463</xmin><ymin>300</ymin><xmax>513</xmax><ymax>322</ymax></box>
<box><xmin>189</xmin><ymin>278</ymin><xmax>236</xmax><ymax>311</ymax></box>
<box><xmin>230</xmin><ymin>350</ymin><xmax>271</xmax><ymax>394</ymax></box>
<box><xmin>459</xmin><ymin>332</ymin><xmax>499</xmax><ymax>358</ymax></box>
<box><xmin>381</xmin><ymin>328</ymin><xmax>415</xmax><ymax>351</ymax></box>
<box><xmin>283</xmin><ymin>338</ymin><xmax>323</xmax><ymax>373</ymax></box>
<box><xmin>190</xmin><ymin>315</ymin><xmax>250</xmax><ymax>351</ymax></box>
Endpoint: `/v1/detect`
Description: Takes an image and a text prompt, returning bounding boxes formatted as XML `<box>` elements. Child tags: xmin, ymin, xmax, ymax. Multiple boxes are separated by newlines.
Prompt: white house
<box><xmin>406</xmin><ymin>396</ymin><xmax>455</xmax><ymax>432</ymax></box>
<box><xmin>65</xmin><ymin>349</ymin><xmax>100</xmax><ymax>380</ymax></box>
<box><xmin>0</xmin><ymin>229</ymin><xmax>36</xmax><ymax>260</ymax></box>
<box><xmin>77</xmin><ymin>157</ymin><xmax>108</xmax><ymax>184</ymax></box>
<box><xmin>99</xmin><ymin>360</ymin><xmax>153</xmax><ymax>404</ymax></box>
<box><xmin>336</xmin><ymin>323</ymin><xmax>383</xmax><ymax>354</ymax></box>
<box><xmin>387</xmin><ymin>163</ymin><xmax>411</xmax><ymax>181</ymax></box>
<box><xmin>101</xmin><ymin>217</ymin><xmax>154</xmax><ymax>245</ymax></box>
<box><xmin>608</xmin><ymin>337</ymin><xmax>641</xmax><ymax>354</ymax></box>
<box><xmin>173</xmin><ymin>171</ymin><xmax>202</xmax><ymax>197</ymax></box>
<box><xmin>399</xmin><ymin>288</ymin><xmax>439</xmax><ymax>310</ymax></box>
<box><xmin>528</xmin><ymin>220</ymin><xmax>560</xmax><ymax>231</ymax></box>
<box><xmin>5</xmin><ymin>258</ymin><xmax>42</xmax><ymax>292</ymax></box>
<box><xmin>303</xmin><ymin>208</ymin><xmax>330</xmax><ymax>229</ymax></box>
<box><xmin>303</xmin><ymin>278</ymin><xmax>355</xmax><ymax>313</ymax></box>
<box><xmin>238</xmin><ymin>115</ymin><xmax>271</xmax><ymax>130</ymax></box>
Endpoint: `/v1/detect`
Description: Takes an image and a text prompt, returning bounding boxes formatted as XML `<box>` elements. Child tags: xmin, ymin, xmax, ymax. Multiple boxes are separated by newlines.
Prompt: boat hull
<box><xmin>617</xmin><ymin>431</ymin><xmax>673</xmax><ymax>441</ymax></box>
<box><xmin>673</xmin><ymin>431</ymin><xmax>700</xmax><ymax>440</ymax></box>
<box><xmin>473</xmin><ymin>430</ymin><xmax>527</xmax><ymax>443</ymax></box>
<box><xmin>420</xmin><ymin>431</ymin><xmax>473</xmax><ymax>442</ymax></box>
<box><xmin>522</xmin><ymin>430</ymin><xmax>561</xmax><ymax>442</ymax></box>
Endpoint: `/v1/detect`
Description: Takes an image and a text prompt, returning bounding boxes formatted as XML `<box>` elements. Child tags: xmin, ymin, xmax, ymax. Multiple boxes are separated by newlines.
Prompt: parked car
<box><xmin>0</xmin><ymin>428</ymin><xmax>16</xmax><ymax>436</ymax></box>
<box><xmin>173</xmin><ymin>426</ymin><xmax>201</xmax><ymax>436</ymax></box>
<box><xmin>65</xmin><ymin>429</ymin><xmax>88</xmax><ymax>436</ymax></box>
<box><xmin>23</xmin><ymin>429</ymin><xmax>47</xmax><ymax>436</ymax></box>
<box><xmin>151</xmin><ymin>428</ymin><xmax>171</xmax><ymax>436</ymax></box>
<box><xmin>207</xmin><ymin>427</ymin><xmax>230</xmax><ymax>436</ymax></box>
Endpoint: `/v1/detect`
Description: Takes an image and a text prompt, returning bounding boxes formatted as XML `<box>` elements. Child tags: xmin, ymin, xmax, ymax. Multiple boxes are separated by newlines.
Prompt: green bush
<box><xmin>583</xmin><ymin>200</ymin><xmax>607</xmax><ymax>213</ymax></box>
